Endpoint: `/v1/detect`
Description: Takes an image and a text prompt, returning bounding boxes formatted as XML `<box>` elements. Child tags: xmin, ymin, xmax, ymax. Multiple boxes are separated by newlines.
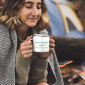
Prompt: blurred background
<box><xmin>71</xmin><ymin>0</ymin><xmax>85</xmax><ymax>33</ymax></box>
<box><xmin>45</xmin><ymin>0</ymin><xmax>85</xmax><ymax>85</ymax></box>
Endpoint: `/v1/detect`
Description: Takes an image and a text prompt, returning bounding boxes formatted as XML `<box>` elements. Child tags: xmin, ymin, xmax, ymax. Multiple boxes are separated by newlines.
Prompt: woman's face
<box><xmin>20</xmin><ymin>0</ymin><xmax>42</xmax><ymax>27</ymax></box>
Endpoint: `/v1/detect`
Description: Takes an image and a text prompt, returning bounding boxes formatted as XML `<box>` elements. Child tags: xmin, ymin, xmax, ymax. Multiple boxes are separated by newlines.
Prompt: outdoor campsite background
<box><xmin>45</xmin><ymin>0</ymin><xmax>85</xmax><ymax>85</ymax></box>
<box><xmin>72</xmin><ymin>0</ymin><xmax>85</xmax><ymax>33</ymax></box>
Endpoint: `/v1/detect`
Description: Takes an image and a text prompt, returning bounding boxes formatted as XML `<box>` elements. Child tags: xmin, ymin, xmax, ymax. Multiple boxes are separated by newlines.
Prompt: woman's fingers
<box><xmin>21</xmin><ymin>41</ymin><xmax>32</xmax><ymax>46</ymax></box>
<box><xmin>21</xmin><ymin>49</ymin><xmax>33</xmax><ymax>55</ymax></box>
<box><xmin>19</xmin><ymin>43</ymin><xmax>33</xmax><ymax>58</ymax></box>
<box><xmin>49</xmin><ymin>43</ymin><xmax>55</xmax><ymax>48</ymax></box>
<box><xmin>23</xmin><ymin>53</ymin><xmax>33</xmax><ymax>58</ymax></box>
<box><xmin>49</xmin><ymin>36</ymin><xmax>55</xmax><ymax>51</ymax></box>
<box><xmin>25</xmin><ymin>35</ymin><xmax>33</xmax><ymax>41</ymax></box>
<box><xmin>49</xmin><ymin>43</ymin><xmax>55</xmax><ymax>51</ymax></box>
<box><xmin>50</xmin><ymin>39</ymin><xmax>55</xmax><ymax>44</ymax></box>
<box><xmin>20</xmin><ymin>44</ymin><xmax>33</xmax><ymax>51</ymax></box>
<box><xmin>49</xmin><ymin>37</ymin><xmax>55</xmax><ymax>48</ymax></box>
<box><xmin>50</xmin><ymin>48</ymin><xmax>54</xmax><ymax>51</ymax></box>
<box><xmin>19</xmin><ymin>35</ymin><xmax>33</xmax><ymax>58</ymax></box>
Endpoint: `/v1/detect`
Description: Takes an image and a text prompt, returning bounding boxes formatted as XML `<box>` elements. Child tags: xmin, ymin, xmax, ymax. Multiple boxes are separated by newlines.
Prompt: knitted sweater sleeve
<box><xmin>0</xmin><ymin>24</ymin><xmax>15</xmax><ymax>85</ymax></box>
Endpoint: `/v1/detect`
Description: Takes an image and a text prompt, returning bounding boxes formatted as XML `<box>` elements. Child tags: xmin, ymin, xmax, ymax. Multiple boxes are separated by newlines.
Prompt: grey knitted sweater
<box><xmin>0</xmin><ymin>23</ymin><xmax>64</xmax><ymax>85</ymax></box>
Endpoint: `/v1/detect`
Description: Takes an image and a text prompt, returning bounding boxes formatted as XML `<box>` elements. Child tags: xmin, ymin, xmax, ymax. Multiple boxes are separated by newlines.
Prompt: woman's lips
<box><xmin>28</xmin><ymin>18</ymin><xmax>37</xmax><ymax>21</ymax></box>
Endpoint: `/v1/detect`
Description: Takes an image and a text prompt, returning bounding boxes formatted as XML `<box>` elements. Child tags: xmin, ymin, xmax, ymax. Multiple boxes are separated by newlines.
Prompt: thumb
<box><xmin>25</xmin><ymin>35</ymin><xmax>33</xmax><ymax>41</ymax></box>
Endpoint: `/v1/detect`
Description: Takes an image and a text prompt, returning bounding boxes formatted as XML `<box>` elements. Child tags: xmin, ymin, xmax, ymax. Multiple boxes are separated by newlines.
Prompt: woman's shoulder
<box><xmin>0</xmin><ymin>23</ymin><xmax>10</xmax><ymax>40</ymax></box>
<box><xmin>0</xmin><ymin>23</ymin><xmax>9</xmax><ymax>34</ymax></box>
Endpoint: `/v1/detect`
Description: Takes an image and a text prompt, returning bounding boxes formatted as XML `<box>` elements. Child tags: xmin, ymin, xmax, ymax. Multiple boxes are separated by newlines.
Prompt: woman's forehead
<box><xmin>25</xmin><ymin>0</ymin><xmax>42</xmax><ymax>3</ymax></box>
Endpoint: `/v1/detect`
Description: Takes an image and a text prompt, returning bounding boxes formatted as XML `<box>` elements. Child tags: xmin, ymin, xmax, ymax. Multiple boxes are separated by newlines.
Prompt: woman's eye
<box><xmin>25</xmin><ymin>3</ymin><xmax>32</xmax><ymax>8</ymax></box>
<box><xmin>37</xmin><ymin>4</ymin><xmax>42</xmax><ymax>9</ymax></box>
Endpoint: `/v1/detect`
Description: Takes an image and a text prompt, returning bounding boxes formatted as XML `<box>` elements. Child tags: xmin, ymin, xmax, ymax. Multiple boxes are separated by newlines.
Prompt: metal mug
<box><xmin>29</xmin><ymin>34</ymin><xmax>50</xmax><ymax>52</ymax></box>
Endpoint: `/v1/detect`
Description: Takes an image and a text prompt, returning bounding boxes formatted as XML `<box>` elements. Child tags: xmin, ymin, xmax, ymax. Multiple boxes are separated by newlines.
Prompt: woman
<box><xmin>0</xmin><ymin>0</ymin><xmax>64</xmax><ymax>85</ymax></box>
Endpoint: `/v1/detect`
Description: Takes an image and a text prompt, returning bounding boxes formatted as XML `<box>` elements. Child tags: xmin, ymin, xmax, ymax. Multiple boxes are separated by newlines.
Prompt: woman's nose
<box><xmin>31</xmin><ymin>6</ymin><xmax>38</xmax><ymax>15</ymax></box>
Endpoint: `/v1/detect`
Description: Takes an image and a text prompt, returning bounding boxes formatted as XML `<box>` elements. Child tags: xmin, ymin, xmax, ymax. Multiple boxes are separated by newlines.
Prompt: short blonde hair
<box><xmin>0</xmin><ymin>0</ymin><xmax>50</xmax><ymax>31</ymax></box>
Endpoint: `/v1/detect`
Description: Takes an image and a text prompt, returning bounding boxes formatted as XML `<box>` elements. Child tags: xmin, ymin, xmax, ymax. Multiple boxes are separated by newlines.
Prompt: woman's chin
<box><xmin>28</xmin><ymin>24</ymin><xmax>36</xmax><ymax>28</ymax></box>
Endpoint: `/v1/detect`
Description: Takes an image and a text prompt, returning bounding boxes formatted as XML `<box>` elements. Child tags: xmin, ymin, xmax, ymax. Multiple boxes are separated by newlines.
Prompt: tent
<box><xmin>44</xmin><ymin>0</ymin><xmax>85</xmax><ymax>38</ymax></box>
<box><xmin>44</xmin><ymin>0</ymin><xmax>85</xmax><ymax>64</ymax></box>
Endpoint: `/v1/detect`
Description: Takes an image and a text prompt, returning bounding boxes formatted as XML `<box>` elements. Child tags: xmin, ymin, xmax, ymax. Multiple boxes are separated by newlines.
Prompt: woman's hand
<box><xmin>30</xmin><ymin>82</ymin><xmax>49</xmax><ymax>85</ymax></box>
<box><xmin>38</xmin><ymin>36</ymin><xmax>55</xmax><ymax>59</ymax></box>
<box><xmin>19</xmin><ymin>35</ymin><xmax>33</xmax><ymax>58</ymax></box>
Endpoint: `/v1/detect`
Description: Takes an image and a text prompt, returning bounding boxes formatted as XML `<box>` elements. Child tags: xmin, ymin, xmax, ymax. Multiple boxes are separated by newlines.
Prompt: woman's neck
<box><xmin>16</xmin><ymin>24</ymin><xmax>29</xmax><ymax>40</ymax></box>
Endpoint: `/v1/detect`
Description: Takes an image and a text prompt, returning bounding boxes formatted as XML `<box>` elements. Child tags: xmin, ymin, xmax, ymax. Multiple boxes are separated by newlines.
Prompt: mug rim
<box><xmin>33</xmin><ymin>34</ymin><xmax>49</xmax><ymax>37</ymax></box>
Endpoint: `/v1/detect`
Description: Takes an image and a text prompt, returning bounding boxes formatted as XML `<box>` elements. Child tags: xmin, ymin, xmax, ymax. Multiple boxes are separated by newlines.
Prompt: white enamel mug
<box><xmin>29</xmin><ymin>34</ymin><xmax>50</xmax><ymax>52</ymax></box>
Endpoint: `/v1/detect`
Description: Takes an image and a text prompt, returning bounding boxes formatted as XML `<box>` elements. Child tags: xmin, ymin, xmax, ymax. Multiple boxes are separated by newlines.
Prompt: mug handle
<box><xmin>29</xmin><ymin>38</ymin><xmax>33</xmax><ymax>41</ymax></box>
